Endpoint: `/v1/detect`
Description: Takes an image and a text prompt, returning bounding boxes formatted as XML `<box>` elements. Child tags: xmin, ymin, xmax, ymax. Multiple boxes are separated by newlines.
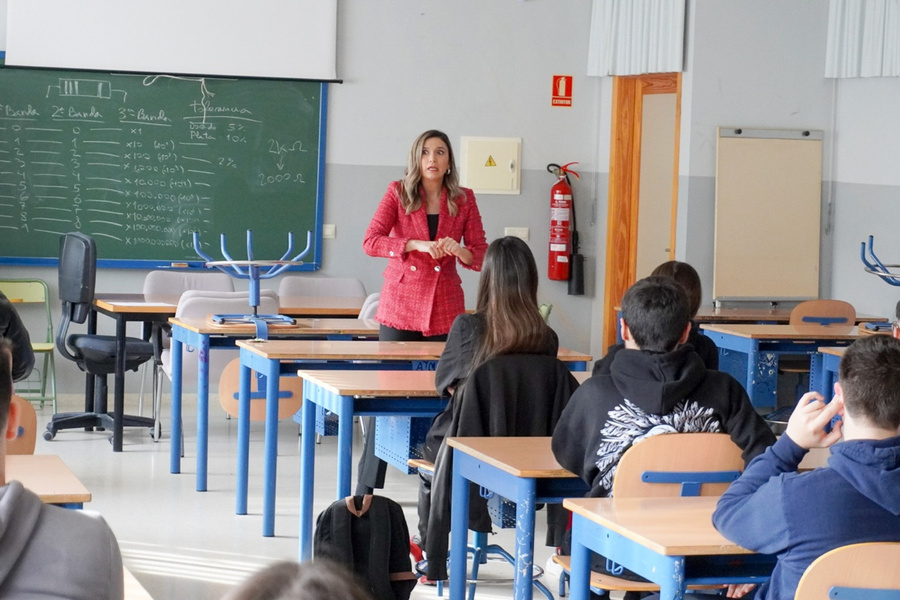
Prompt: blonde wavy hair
<box><xmin>398</xmin><ymin>130</ymin><xmax>463</xmax><ymax>216</ymax></box>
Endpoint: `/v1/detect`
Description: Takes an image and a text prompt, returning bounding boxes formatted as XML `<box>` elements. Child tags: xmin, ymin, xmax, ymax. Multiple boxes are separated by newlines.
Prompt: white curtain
<box><xmin>826</xmin><ymin>0</ymin><xmax>900</xmax><ymax>77</ymax></box>
<box><xmin>587</xmin><ymin>0</ymin><xmax>686</xmax><ymax>77</ymax></box>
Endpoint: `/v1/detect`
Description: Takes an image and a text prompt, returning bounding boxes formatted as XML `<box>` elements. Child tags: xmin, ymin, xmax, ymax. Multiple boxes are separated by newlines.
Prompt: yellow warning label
<box><xmin>484</xmin><ymin>155</ymin><xmax>497</xmax><ymax>167</ymax></box>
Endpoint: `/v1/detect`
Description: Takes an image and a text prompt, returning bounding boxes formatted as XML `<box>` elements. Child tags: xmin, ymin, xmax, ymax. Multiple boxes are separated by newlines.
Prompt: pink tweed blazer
<box><xmin>363</xmin><ymin>182</ymin><xmax>487</xmax><ymax>337</ymax></box>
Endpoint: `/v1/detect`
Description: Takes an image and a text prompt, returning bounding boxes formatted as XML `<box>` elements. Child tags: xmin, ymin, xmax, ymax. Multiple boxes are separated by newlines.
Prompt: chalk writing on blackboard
<box><xmin>0</xmin><ymin>67</ymin><xmax>323</xmax><ymax>266</ymax></box>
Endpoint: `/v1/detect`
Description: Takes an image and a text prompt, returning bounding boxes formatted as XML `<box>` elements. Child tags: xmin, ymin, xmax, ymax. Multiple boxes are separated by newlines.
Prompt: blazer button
<box><xmin>389</xmin><ymin>251</ymin><xmax>395</xmax><ymax>257</ymax></box>
<box><xmin>434</xmin><ymin>266</ymin><xmax>441</xmax><ymax>272</ymax></box>
<box><xmin>410</xmin><ymin>265</ymin><xmax>417</xmax><ymax>271</ymax></box>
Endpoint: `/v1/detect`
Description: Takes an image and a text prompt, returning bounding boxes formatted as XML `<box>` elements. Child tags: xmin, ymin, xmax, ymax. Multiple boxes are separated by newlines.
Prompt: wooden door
<box><xmin>601</xmin><ymin>73</ymin><xmax>681</xmax><ymax>349</ymax></box>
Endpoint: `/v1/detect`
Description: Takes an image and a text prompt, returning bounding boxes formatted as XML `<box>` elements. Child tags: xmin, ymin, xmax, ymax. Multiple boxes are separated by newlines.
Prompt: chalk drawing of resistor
<box><xmin>46</xmin><ymin>78</ymin><xmax>127</xmax><ymax>102</ymax></box>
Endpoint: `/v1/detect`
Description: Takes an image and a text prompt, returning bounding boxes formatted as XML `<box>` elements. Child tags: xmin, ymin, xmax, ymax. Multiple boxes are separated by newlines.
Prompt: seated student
<box><xmin>713</xmin><ymin>334</ymin><xmax>900</xmax><ymax>600</ymax></box>
<box><xmin>414</xmin><ymin>236</ymin><xmax>560</xmax><ymax>565</ymax></box>
<box><xmin>554</xmin><ymin>276</ymin><xmax>774</xmax><ymax>498</ymax></box>
<box><xmin>551</xmin><ymin>276</ymin><xmax>775</xmax><ymax>599</ymax></box>
<box><xmin>0</xmin><ymin>290</ymin><xmax>35</xmax><ymax>382</ymax></box>
<box><xmin>593</xmin><ymin>260</ymin><xmax>717</xmax><ymax>375</ymax></box>
<box><xmin>222</xmin><ymin>560</ymin><xmax>373</xmax><ymax>600</ymax></box>
<box><xmin>0</xmin><ymin>337</ymin><xmax>124</xmax><ymax>599</ymax></box>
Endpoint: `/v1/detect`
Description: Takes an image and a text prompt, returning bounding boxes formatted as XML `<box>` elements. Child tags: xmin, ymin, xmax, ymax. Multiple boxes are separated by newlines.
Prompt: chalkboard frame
<box><xmin>0</xmin><ymin>53</ymin><xmax>327</xmax><ymax>271</ymax></box>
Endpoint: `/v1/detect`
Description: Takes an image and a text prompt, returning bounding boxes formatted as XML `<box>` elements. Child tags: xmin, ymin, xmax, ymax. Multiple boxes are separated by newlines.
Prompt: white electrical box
<box><xmin>460</xmin><ymin>136</ymin><xmax>522</xmax><ymax>195</ymax></box>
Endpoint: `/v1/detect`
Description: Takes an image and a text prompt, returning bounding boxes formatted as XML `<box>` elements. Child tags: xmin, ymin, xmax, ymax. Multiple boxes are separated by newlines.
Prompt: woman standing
<box><xmin>358</xmin><ymin>130</ymin><xmax>488</xmax><ymax>493</ymax></box>
<box><xmin>363</xmin><ymin>130</ymin><xmax>488</xmax><ymax>341</ymax></box>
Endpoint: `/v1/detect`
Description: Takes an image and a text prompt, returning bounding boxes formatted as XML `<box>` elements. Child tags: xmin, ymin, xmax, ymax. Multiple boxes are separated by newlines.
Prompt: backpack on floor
<box><xmin>313</xmin><ymin>494</ymin><xmax>417</xmax><ymax>600</ymax></box>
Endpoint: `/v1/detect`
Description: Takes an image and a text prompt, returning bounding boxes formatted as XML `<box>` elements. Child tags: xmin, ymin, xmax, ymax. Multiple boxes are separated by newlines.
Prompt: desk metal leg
<box><xmin>113</xmin><ymin>316</ymin><xmax>126</xmax><ymax>452</ymax></box>
<box><xmin>196</xmin><ymin>336</ymin><xmax>211</xmax><ymax>492</ymax></box>
<box><xmin>513</xmin><ymin>478</ymin><xmax>537</xmax><ymax>600</ymax></box>
<box><xmin>568</xmin><ymin>525</ymin><xmax>591</xmax><ymax>600</ymax></box>
<box><xmin>262</xmin><ymin>358</ymin><xmax>281</xmax><ymax>537</ymax></box>
<box><xmin>336</xmin><ymin>394</ymin><xmax>354</xmax><ymax>499</ymax></box>
<box><xmin>449</xmin><ymin>452</ymin><xmax>471</xmax><ymax>600</ymax></box>
<box><xmin>298</xmin><ymin>390</ymin><xmax>317</xmax><ymax>560</ymax></box>
<box><xmin>170</xmin><ymin>338</ymin><xmax>183</xmax><ymax>474</ymax></box>
<box><xmin>236</xmin><ymin>360</ymin><xmax>252</xmax><ymax>515</ymax></box>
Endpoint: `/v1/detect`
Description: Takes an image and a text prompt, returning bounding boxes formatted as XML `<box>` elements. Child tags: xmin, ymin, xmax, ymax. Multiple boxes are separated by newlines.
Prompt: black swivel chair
<box><xmin>44</xmin><ymin>232</ymin><xmax>156</xmax><ymax>447</ymax></box>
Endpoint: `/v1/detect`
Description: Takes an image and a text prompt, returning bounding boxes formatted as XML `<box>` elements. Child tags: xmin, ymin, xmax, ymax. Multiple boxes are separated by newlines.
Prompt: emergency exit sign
<box><xmin>552</xmin><ymin>75</ymin><xmax>572</xmax><ymax>107</ymax></box>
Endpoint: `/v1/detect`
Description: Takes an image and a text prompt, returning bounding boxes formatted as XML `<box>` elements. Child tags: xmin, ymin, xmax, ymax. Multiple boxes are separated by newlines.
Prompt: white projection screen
<box><xmin>5</xmin><ymin>0</ymin><xmax>338</xmax><ymax>81</ymax></box>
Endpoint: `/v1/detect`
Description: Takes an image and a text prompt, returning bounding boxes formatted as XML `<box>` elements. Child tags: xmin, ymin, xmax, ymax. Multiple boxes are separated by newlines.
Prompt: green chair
<box><xmin>0</xmin><ymin>279</ymin><xmax>57</xmax><ymax>412</ymax></box>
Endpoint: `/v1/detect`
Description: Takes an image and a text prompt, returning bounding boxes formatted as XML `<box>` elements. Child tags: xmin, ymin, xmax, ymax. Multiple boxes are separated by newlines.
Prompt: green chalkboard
<box><xmin>0</xmin><ymin>62</ymin><xmax>325</xmax><ymax>269</ymax></box>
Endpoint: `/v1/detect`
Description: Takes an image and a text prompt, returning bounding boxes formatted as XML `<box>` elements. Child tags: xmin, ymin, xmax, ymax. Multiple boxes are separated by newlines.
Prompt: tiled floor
<box><xmin>30</xmin><ymin>393</ymin><xmax>563</xmax><ymax>600</ymax></box>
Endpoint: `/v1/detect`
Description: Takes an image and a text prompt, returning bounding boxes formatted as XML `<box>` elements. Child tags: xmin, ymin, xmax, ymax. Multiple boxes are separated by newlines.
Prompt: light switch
<box><xmin>322</xmin><ymin>224</ymin><xmax>336</xmax><ymax>239</ymax></box>
<box><xmin>460</xmin><ymin>136</ymin><xmax>522</xmax><ymax>195</ymax></box>
<box><xmin>504</xmin><ymin>227</ymin><xmax>529</xmax><ymax>241</ymax></box>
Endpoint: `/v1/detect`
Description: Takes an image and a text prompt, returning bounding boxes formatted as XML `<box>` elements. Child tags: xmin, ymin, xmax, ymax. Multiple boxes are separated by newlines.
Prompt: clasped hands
<box><xmin>410</xmin><ymin>237</ymin><xmax>462</xmax><ymax>260</ymax></box>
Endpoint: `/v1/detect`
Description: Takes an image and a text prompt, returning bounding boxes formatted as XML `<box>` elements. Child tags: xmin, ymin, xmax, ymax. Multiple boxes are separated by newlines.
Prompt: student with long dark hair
<box><xmin>413</xmin><ymin>237</ymin><xmax>558</xmax><ymax>571</ymax></box>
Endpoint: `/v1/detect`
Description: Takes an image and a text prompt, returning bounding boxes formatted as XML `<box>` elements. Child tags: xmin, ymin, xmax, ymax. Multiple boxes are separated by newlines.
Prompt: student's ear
<box><xmin>677</xmin><ymin>323</ymin><xmax>691</xmax><ymax>346</ymax></box>
<box><xmin>620</xmin><ymin>318</ymin><xmax>638</xmax><ymax>349</ymax></box>
<box><xmin>833</xmin><ymin>381</ymin><xmax>846</xmax><ymax>413</ymax></box>
<box><xmin>4</xmin><ymin>399</ymin><xmax>20</xmax><ymax>442</ymax></box>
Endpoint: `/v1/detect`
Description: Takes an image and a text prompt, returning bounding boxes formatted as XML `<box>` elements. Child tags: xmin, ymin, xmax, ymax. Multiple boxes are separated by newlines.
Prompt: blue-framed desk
<box><xmin>92</xmin><ymin>293</ymin><xmax>363</xmax><ymax>453</ymax></box>
<box><xmin>809</xmin><ymin>346</ymin><xmax>845</xmax><ymax>399</ymax></box>
<box><xmin>238</xmin><ymin>340</ymin><xmax>592</xmax><ymax>537</ymax></box>
<box><xmin>809</xmin><ymin>327</ymin><xmax>890</xmax><ymax>398</ymax></box>
<box><xmin>237</xmin><ymin>339</ymin><xmax>445</xmax><ymax>537</ymax></box>
<box><xmin>6</xmin><ymin>454</ymin><xmax>91</xmax><ymax>509</ymax></box>
<box><xmin>296</xmin><ymin>369</ymin><xmax>448</xmax><ymax>559</ymax></box>
<box><xmin>448</xmin><ymin>437</ymin><xmax>590</xmax><ymax>600</ymax></box>
<box><xmin>564</xmin><ymin>496</ymin><xmax>775</xmax><ymax>600</ymax></box>
<box><xmin>167</xmin><ymin>316</ymin><xmax>379</xmax><ymax>490</ymax></box>
<box><xmin>699</xmin><ymin>324</ymin><xmax>862</xmax><ymax>408</ymax></box>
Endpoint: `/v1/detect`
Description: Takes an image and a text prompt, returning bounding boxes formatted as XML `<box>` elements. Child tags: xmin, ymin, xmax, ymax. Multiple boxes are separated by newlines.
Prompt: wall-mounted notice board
<box><xmin>0</xmin><ymin>62</ymin><xmax>326</xmax><ymax>269</ymax></box>
<box><xmin>713</xmin><ymin>128</ymin><xmax>822</xmax><ymax>302</ymax></box>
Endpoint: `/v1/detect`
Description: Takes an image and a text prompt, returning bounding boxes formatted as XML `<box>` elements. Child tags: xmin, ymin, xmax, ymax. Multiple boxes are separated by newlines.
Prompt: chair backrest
<box><xmin>0</xmin><ymin>279</ymin><xmax>52</xmax><ymax>341</ymax></box>
<box><xmin>278</xmin><ymin>276</ymin><xmax>367</xmax><ymax>299</ymax></box>
<box><xmin>789</xmin><ymin>299</ymin><xmax>856</xmax><ymax>334</ymax></box>
<box><xmin>358</xmin><ymin>292</ymin><xmax>380</xmax><ymax>319</ymax></box>
<box><xmin>8</xmin><ymin>395</ymin><xmax>36</xmax><ymax>455</ymax></box>
<box><xmin>794</xmin><ymin>542</ymin><xmax>900</xmax><ymax>600</ymax></box>
<box><xmin>142</xmin><ymin>270</ymin><xmax>235</xmax><ymax>299</ymax></box>
<box><xmin>611</xmin><ymin>433</ymin><xmax>743</xmax><ymax>498</ymax></box>
<box><xmin>57</xmin><ymin>232</ymin><xmax>96</xmax><ymax>325</ymax></box>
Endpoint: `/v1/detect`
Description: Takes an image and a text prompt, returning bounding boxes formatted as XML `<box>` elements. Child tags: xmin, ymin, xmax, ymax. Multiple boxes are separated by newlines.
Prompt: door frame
<box><xmin>601</xmin><ymin>72</ymin><xmax>682</xmax><ymax>349</ymax></box>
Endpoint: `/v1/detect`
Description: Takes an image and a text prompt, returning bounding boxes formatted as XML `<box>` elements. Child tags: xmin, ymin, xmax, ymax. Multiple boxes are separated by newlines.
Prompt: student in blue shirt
<box><xmin>713</xmin><ymin>334</ymin><xmax>900</xmax><ymax>600</ymax></box>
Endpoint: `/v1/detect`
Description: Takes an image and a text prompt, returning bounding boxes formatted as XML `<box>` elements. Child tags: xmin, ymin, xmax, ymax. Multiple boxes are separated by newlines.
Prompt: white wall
<box><xmin>0</xmin><ymin>0</ymin><xmax>607</xmax><ymax>393</ymax></box>
<box><xmin>679</xmin><ymin>0</ymin><xmax>835</xmax><ymax>306</ymax></box>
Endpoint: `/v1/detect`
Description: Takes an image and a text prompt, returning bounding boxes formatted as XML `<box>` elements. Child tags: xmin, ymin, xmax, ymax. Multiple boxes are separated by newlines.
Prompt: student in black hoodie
<box><xmin>553</xmin><ymin>276</ymin><xmax>774</xmax><ymax>500</ymax></box>
<box><xmin>551</xmin><ymin>276</ymin><xmax>775</xmax><ymax>599</ymax></box>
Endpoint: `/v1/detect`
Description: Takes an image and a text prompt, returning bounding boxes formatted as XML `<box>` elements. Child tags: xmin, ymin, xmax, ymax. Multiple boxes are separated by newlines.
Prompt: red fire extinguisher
<box><xmin>548</xmin><ymin>162</ymin><xmax>579</xmax><ymax>281</ymax></box>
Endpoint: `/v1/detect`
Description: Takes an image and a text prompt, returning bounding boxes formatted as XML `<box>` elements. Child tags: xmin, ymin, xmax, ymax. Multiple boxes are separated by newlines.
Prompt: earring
<box><xmin>447</xmin><ymin>168</ymin><xmax>451</xmax><ymax>175</ymax></box>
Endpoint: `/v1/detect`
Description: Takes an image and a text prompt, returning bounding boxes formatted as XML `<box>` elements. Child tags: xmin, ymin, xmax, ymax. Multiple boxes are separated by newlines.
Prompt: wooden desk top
<box><xmin>296</xmin><ymin>370</ymin><xmax>439</xmax><ymax>397</ymax></box>
<box><xmin>237</xmin><ymin>339</ymin><xmax>445</xmax><ymax>360</ymax></box>
<box><xmin>700</xmin><ymin>323</ymin><xmax>862</xmax><ymax>341</ymax></box>
<box><xmin>95</xmin><ymin>294</ymin><xmax>365</xmax><ymax>317</ymax></box>
<box><xmin>171</xmin><ymin>316</ymin><xmax>379</xmax><ymax>336</ymax></box>
<box><xmin>563</xmin><ymin>496</ymin><xmax>752</xmax><ymax>556</ymax></box>
<box><xmin>818</xmin><ymin>346</ymin><xmax>847</xmax><ymax>358</ymax></box>
<box><xmin>238</xmin><ymin>339</ymin><xmax>591</xmax><ymax>365</ymax></box>
<box><xmin>6</xmin><ymin>454</ymin><xmax>91</xmax><ymax>505</ymax></box>
<box><xmin>694</xmin><ymin>307</ymin><xmax>886</xmax><ymax>324</ymax></box>
<box><xmin>447</xmin><ymin>436</ymin><xmax>576</xmax><ymax>479</ymax></box>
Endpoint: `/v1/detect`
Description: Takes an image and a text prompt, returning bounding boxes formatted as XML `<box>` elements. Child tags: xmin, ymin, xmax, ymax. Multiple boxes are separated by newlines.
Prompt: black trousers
<box><xmin>355</xmin><ymin>324</ymin><xmax>447</xmax><ymax>494</ymax></box>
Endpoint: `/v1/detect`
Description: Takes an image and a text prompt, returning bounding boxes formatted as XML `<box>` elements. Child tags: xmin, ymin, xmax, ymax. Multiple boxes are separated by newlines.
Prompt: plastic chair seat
<box><xmin>70</xmin><ymin>334</ymin><xmax>154</xmax><ymax>373</ymax></box>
